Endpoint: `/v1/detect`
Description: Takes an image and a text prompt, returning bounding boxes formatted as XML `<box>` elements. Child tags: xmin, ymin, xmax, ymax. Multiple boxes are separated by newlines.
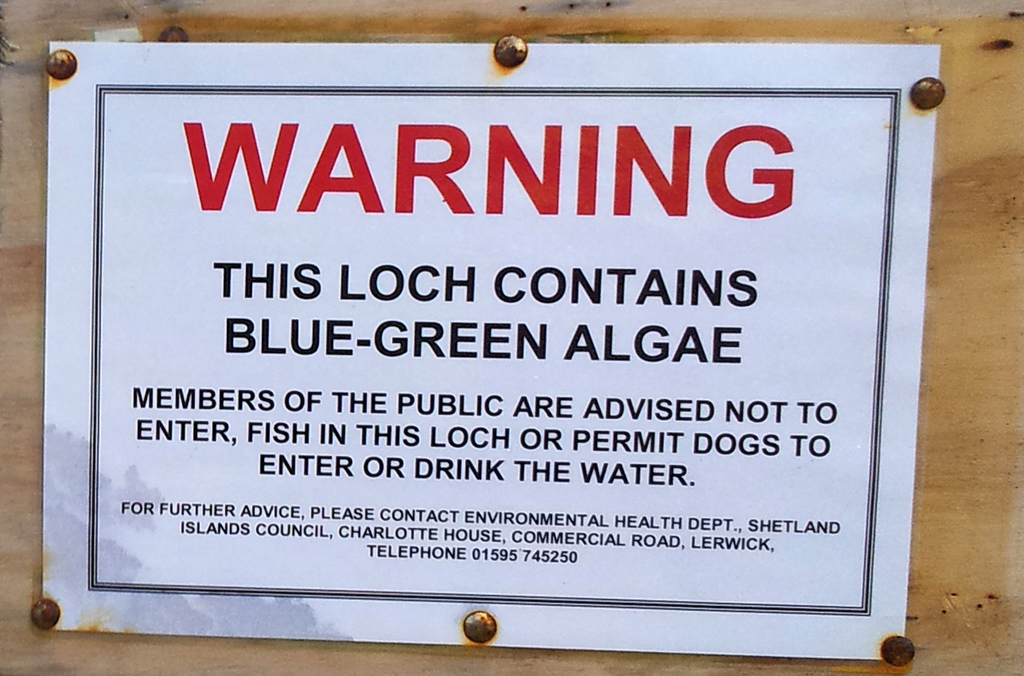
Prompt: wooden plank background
<box><xmin>3</xmin><ymin>1</ymin><xmax>1024</xmax><ymax>673</ymax></box>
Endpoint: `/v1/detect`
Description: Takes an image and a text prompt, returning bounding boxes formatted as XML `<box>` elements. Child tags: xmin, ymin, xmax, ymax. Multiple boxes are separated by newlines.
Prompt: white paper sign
<box><xmin>43</xmin><ymin>42</ymin><xmax>937</xmax><ymax>658</ymax></box>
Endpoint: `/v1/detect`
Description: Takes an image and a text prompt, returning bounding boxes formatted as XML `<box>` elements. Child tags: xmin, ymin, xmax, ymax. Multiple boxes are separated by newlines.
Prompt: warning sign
<box><xmin>43</xmin><ymin>41</ymin><xmax>938</xmax><ymax>658</ymax></box>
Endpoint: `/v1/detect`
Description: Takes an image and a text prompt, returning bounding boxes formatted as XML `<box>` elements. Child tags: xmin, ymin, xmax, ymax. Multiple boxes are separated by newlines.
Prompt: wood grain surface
<box><xmin>2</xmin><ymin>2</ymin><xmax>1023</xmax><ymax>673</ymax></box>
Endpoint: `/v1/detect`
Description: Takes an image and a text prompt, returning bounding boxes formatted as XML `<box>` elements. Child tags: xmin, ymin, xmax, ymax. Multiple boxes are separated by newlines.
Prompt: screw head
<box><xmin>910</xmin><ymin>77</ymin><xmax>945</xmax><ymax>110</ymax></box>
<box><xmin>46</xmin><ymin>49</ymin><xmax>78</xmax><ymax>81</ymax></box>
<box><xmin>462</xmin><ymin>610</ymin><xmax>497</xmax><ymax>644</ymax></box>
<box><xmin>493</xmin><ymin>35</ymin><xmax>528</xmax><ymax>69</ymax></box>
<box><xmin>158</xmin><ymin>26</ymin><xmax>190</xmax><ymax>42</ymax></box>
<box><xmin>881</xmin><ymin>635</ymin><xmax>915</xmax><ymax>667</ymax></box>
<box><xmin>31</xmin><ymin>598</ymin><xmax>61</xmax><ymax>630</ymax></box>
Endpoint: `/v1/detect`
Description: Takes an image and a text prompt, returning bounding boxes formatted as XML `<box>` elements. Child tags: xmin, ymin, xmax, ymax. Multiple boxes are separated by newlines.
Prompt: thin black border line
<box><xmin>859</xmin><ymin>88</ymin><xmax>902</xmax><ymax>614</ymax></box>
<box><xmin>87</xmin><ymin>85</ymin><xmax>901</xmax><ymax>617</ymax></box>
<box><xmin>91</xmin><ymin>85</ymin><xmax>896</xmax><ymax>98</ymax></box>
<box><xmin>86</xmin><ymin>581</ymin><xmax>857</xmax><ymax>616</ymax></box>
<box><xmin>88</xmin><ymin>83</ymin><xmax>107</xmax><ymax>589</ymax></box>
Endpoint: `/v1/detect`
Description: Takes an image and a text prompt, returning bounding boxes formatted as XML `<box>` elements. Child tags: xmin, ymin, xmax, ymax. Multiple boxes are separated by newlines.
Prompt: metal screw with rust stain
<box><xmin>31</xmin><ymin>598</ymin><xmax>61</xmax><ymax>630</ymax></box>
<box><xmin>880</xmin><ymin>635</ymin><xmax>915</xmax><ymax>667</ymax></box>
<box><xmin>158</xmin><ymin>26</ymin><xmax>190</xmax><ymax>42</ymax></box>
<box><xmin>462</xmin><ymin>610</ymin><xmax>497</xmax><ymax>644</ymax></box>
<box><xmin>493</xmin><ymin>35</ymin><xmax>528</xmax><ymax>69</ymax></box>
<box><xmin>46</xmin><ymin>49</ymin><xmax>78</xmax><ymax>81</ymax></box>
<box><xmin>910</xmin><ymin>77</ymin><xmax>946</xmax><ymax>110</ymax></box>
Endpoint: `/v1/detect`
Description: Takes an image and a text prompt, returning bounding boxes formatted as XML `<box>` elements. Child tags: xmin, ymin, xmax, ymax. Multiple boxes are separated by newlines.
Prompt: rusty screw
<box><xmin>158</xmin><ymin>26</ymin><xmax>190</xmax><ymax>42</ymax></box>
<box><xmin>46</xmin><ymin>49</ymin><xmax>78</xmax><ymax>81</ymax></box>
<box><xmin>462</xmin><ymin>610</ymin><xmax>497</xmax><ymax>644</ymax></box>
<box><xmin>880</xmin><ymin>635</ymin><xmax>915</xmax><ymax>667</ymax></box>
<box><xmin>31</xmin><ymin>598</ymin><xmax>61</xmax><ymax>630</ymax></box>
<box><xmin>493</xmin><ymin>35</ymin><xmax>528</xmax><ymax>69</ymax></box>
<box><xmin>910</xmin><ymin>77</ymin><xmax>946</xmax><ymax>110</ymax></box>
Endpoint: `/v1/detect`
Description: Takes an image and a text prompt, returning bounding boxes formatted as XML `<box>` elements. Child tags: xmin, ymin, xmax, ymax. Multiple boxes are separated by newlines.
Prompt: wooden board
<box><xmin>3</xmin><ymin>2</ymin><xmax>1024</xmax><ymax>673</ymax></box>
